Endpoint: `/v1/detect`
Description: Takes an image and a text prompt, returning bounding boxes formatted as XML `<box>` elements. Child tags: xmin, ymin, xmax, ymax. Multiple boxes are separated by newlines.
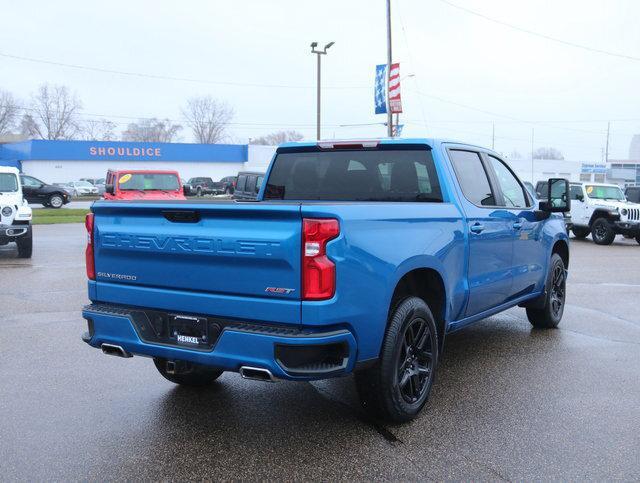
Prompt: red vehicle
<box><xmin>103</xmin><ymin>169</ymin><xmax>186</xmax><ymax>201</ymax></box>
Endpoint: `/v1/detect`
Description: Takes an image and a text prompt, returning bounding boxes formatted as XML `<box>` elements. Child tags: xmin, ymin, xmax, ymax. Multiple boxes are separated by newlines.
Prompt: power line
<box><xmin>406</xmin><ymin>88</ymin><xmax>608</xmax><ymax>135</ymax></box>
<box><xmin>438</xmin><ymin>0</ymin><xmax>640</xmax><ymax>62</ymax></box>
<box><xmin>0</xmin><ymin>51</ymin><xmax>368</xmax><ymax>90</ymax></box>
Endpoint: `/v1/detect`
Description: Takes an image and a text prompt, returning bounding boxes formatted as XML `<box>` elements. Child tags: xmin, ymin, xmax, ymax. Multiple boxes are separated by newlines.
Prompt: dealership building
<box><xmin>1</xmin><ymin>138</ymin><xmax>614</xmax><ymax>188</ymax></box>
<box><xmin>0</xmin><ymin>140</ymin><xmax>276</xmax><ymax>183</ymax></box>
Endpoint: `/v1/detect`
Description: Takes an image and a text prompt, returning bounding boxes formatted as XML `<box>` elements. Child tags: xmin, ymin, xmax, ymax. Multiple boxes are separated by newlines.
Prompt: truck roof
<box><xmin>0</xmin><ymin>166</ymin><xmax>20</xmax><ymax>174</ymax></box>
<box><xmin>277</xmin><ymin>137</ymin><xmax>486</xmax><ymax>151</ymax></box>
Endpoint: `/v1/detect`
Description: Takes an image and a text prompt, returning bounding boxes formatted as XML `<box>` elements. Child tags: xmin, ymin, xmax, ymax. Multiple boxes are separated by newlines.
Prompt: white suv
<box><xmin>569</xmin><ymin>182</ymin><xmax>640</xmax><ymax>245</ymax></box>
<box><xmin>0</xmin><ymin>167</ymin><xmax>33</xmax><ymax>258</ymax></box>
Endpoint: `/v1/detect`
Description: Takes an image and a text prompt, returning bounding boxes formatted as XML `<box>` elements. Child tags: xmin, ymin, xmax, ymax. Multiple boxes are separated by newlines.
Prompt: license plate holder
<box><xmin>169</xmin><ymin>314</ymin><xmax>208</xmax><ymax>346</ymax></box>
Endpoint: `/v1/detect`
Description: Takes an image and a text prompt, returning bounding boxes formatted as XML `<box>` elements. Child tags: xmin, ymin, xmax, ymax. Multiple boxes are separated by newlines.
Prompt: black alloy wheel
<box><xmin>549</xmin><ymin>262</ymin><xmax>565</xmax><ymax>320</ymax></box>
<box><xmin>396</xmin><ymin>317</ymin><xmax>435</xmax><ymax>404</ymax></box>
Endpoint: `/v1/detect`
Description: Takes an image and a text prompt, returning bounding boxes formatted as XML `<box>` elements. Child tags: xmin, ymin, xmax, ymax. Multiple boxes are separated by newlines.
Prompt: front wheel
<box><xmin>526</xmin><ymin>253</ymin><xmax>566</xmax><ymax>328</ymax></box>
<box><xmin>636</xmin><ymin>234</ymin><xmax>640</xmax><ymax>245</ymax></box>
<box><xmin>355</xmin><ymin>296</ymin><xmax>438</xmax><ymax>423</ymax></box>
<box><xmin>17</xmin><ymin>232</ymin><xmax>33</xmax><ymax>259</ymax></box>
<box><xmin>153</xmin><ymin>358</ymin><xmax>223</xmax><ymax>387</ymax></box>
<box><xmin>591</xmin><ymin>218</ymin><xmax>615</xmax><ymax>245</ymax></box>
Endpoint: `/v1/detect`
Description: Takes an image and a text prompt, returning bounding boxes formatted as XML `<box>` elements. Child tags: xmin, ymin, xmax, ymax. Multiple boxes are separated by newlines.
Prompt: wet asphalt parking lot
<box><xmin>1</xmin><ymin>224</ymin><xmax>639</xmax><ymax>480</ymax></box>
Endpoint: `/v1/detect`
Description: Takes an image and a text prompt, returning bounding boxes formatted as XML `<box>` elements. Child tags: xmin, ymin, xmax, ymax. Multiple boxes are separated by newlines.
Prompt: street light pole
<box><xmin>310</xmin><ymin>41</ymin><xmax>334</xmax><ymax>140</ymax></box>
<box><xmin>386</xmin><ymin>0</ymin><xmax>393</xmax><ymax>137</ymax></box>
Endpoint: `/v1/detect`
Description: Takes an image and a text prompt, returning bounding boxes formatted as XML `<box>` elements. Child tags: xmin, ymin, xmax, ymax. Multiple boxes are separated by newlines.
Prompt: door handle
<box><xmin>513</xmin><ymin>222</ymin><xmax>522</xmax><ymax>230</ymax></box>
<box><xmin>470</xmin><ymin>223</ymin><xmax>485</xmax><ymax>234</ymax></box>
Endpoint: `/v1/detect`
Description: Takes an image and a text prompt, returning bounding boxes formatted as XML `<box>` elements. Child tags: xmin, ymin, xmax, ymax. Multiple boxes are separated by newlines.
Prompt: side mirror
<box><xmin>541</xmin><ymin>178</ymin><xmax>571</xmax><ymax>213</ymax></box>
<box><xmin>576</xmin><ymin>194</ymin><xmax>584</xmax><ymax>202</ymax></box>
<box><xmin>105</xmin><ymin>184</ymin><xmax>115</xmax><ymax>195</ymax></box>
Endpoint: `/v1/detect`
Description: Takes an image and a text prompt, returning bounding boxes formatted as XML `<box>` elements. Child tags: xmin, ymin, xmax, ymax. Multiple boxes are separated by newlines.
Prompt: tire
<box><xmin>636</xmin><ymin>234</ymin><xmax>640</xmax><ymax>245</ymax></box>
<box><xmin>153</xmin><ymin>358</ymin><xmax>223</xmax><ymax>387</ymax></box>
<box><xmin>571</xmin><ymin>227</ymin><xmax>590</xmax><ymax>239</ymax></box>
<box><xmin>591</xmin><ymin>218</ymin><xmax>615</xmax><ymax>245</ymax></box>
<box><xmin>48</xmin><ymin>194</ymin><xmax>64</xmax><ymax>209</ymax></box>
<box><xmin>526</xmin><ymin>253</ymin><xmax>566</xmax><ymax>329</ymax></box>
<box><xmin>17</xmin><ymin>231</ymin><xmax>33</xmax><ymax>259</ymax></box>
<box><xmin>196</xmin><ymin>187</ymin><xmax>202</xmax><ymax>197</ymax></box>
<box><xmin>355</xmin><ymin>296</ymin><xmax>439</xmax><ymax>423</ymax></box>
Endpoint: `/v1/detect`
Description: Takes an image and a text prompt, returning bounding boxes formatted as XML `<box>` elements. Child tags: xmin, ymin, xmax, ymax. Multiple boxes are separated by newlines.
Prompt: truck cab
<box><xmin>104</xmin><ymin>169</ymin><xmax>186</xmax><ymax>201</ymax></box>
<box><xmin>0</xmin><ymin>167</ymin><xmax>33</xmax><ymax>258</ymax></box>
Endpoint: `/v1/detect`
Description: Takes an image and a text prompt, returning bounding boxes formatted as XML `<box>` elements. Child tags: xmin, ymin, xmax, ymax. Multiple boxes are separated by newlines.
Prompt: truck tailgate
<box><xmin>91</xmin><ymin>201</ymin><xmax>302</xmax><ymax>311</ymax></box>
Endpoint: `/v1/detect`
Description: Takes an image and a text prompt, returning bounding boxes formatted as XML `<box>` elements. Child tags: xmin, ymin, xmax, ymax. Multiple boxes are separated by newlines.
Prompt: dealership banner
<box><xmin>388</xmin><ymin>63</ymin><xmax>402</xmax><ymax>114</ymax></box>
<box><xmin>374</xmin><ymin>63</ymin><xmax>403</xmax><ymax>115</ymax></box>
<box><xmin>374</xmin><ymin>64</ymin><xmax>387</xmax><ymax>114</ymax></box>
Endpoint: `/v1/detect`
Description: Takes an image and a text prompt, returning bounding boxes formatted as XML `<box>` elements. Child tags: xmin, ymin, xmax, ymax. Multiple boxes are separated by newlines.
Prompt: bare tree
<box><xmin>0</xmin><ymin>90</ymin><xmax>19</xmax><ymax>136</ymax></box>
<box><xmin>182</xmin><ymin>96</ymin><xmax>233</xmax><ymax>143</ymax></box>
<box><xmin>508</xmin><ymin>149</ymin><xmax>523</xmax><ymax>160</ymax></box>
<box><xmin>121</xmin><ymin>118</ymin><xmax>182</xmax><ymax>142</ymax></box>
<box><xmin>21</xmin><ymin>84</ymin><xmax>82</xmax><ymax>140</ymax></box>
<box><xmin>81</xmin><ymin>119</ymin><xmax>117</xmax><ymax>141</ymax></box>
<box><xmin>533</xmin><ymin>147</ymin><xmax>564</xmax><ymax>160</ymax></box>
<box><xmin>250</xmin><ymin>130</ymin><xmax>304</xmax><ymax>145</ymax></box>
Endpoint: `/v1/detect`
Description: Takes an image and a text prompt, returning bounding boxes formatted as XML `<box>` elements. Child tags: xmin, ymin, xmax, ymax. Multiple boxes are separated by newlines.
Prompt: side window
<box><xmin>236</xmin><ymin>175</ymin><xmax>247</xmax><ymax>192</ymax></box>
<box><xmin>449</xmin><ymin>150</ymin><xmax>496</xmax><ymax>206</ymax></box>
<box><xmin>487</xmin><ymin>156</ymin><xmax>528</xmax><ymax>208</ymax></box>
<box><xmin>570</xmin><ymin>185</ymin><xmax>583</xmax><ymax>200</ymax></box>
<box><xmin>21</xmin><ymin>176</ymin><xmax>40</xmax><ymax>187</ymax></box>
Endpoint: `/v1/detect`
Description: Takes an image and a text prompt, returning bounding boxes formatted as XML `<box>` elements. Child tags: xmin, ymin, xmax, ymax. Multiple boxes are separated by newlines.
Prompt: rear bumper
<box><xmin>81</xmin><ymin>303</ymin><xmax>358</xmax><ymax>381</ymax></box>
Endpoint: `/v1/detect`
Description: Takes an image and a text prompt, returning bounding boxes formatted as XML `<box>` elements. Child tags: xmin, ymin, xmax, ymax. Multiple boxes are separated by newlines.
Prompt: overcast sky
<box><xmin>1</xmin><ymin>0</ymin><xmax>639</xmax><ymax>161</ymax></box>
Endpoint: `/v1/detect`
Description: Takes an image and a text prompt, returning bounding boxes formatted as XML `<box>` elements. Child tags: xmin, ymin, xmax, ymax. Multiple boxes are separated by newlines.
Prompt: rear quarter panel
<box><xmin>300</xmin><ymin>191</ymin><xmax>467</xmax><ymax>361</ymax></box>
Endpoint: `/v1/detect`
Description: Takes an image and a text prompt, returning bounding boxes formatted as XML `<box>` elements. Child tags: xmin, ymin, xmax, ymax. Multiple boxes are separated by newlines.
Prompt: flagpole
<box><xmin>386</xmin><ymin>0</ymin><xmax>393</xmax><ymax>137</ymax></box>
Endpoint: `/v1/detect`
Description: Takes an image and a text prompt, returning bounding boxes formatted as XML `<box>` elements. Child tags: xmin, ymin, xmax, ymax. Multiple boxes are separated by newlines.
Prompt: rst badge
<box><xmin>265</xmin><ymin>287</ymin><xmax>295</xmax><ymax>295</ymax></box>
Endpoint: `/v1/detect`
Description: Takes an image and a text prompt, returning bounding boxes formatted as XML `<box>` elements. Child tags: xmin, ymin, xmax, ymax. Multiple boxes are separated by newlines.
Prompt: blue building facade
<box><xmin>0</xmin><ymin>139</ymin><xmax>272</xmax><ymax>183</ymax></box>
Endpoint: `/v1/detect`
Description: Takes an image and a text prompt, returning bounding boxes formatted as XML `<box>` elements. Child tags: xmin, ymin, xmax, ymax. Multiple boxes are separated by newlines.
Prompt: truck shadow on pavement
<box><xmin>81</xmin><ymin>313</ymin><xmax>572</xmax><ymax>480</ymax></box>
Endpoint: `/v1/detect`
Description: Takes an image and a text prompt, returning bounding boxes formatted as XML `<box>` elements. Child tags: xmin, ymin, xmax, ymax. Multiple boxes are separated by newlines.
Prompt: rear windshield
<box><xmin>264</xmin><ymin>149</ymin><xmax>442</xmax><ymax>202</ymax></box>
<box><xmin>0</xmin><ymin>173</ymin><xmax>18</xmax><ymax>192</ymax></box>
<box><xmin>118</xmin><ymin>173</ymin><xmax>180</xmax><ymax>191</ymax></box>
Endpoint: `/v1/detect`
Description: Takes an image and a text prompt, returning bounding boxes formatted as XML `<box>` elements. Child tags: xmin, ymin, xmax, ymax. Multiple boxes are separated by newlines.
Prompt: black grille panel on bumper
<box><xmin>84</xmin><ymin>303</ymin><xmax>313</xmax><ymax>351</ymax></box>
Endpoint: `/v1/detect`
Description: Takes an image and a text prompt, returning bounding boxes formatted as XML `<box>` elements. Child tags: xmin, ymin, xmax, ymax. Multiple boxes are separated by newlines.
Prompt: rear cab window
<box><xmin>264</xmin><ymin>148</ymin><xmax>442</xmax><ymax>202</ymax></box>
<box><xmin>448</xmin><ymin>150</ymin><xmax>496</xmax><ymax>206</ymax></box>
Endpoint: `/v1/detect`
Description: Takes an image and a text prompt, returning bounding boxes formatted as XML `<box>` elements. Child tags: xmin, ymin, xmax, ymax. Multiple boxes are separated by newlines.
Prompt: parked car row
<box><xmin>14</xmin><ymin>169</ymin><xmax>268</xmax><ymax>207</ymax></box>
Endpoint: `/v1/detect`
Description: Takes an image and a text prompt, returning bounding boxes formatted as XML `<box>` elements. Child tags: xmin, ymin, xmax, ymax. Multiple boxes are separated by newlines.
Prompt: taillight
<box><xmin>85</xmin><ymin>213</ymin><xmax>95</xmax><ymax>280</ymax></box>
<box><xmin>302</xmin><ymin>218</ymin><xmax>339</xmax><ymax>300</ymax></box>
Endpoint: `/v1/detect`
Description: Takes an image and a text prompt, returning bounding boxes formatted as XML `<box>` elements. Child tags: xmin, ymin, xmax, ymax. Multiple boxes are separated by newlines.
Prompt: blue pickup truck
<box><xmin>82</xmin><ymin>138</ymin><xmax>571</xmax><ymax>422</ymax></box>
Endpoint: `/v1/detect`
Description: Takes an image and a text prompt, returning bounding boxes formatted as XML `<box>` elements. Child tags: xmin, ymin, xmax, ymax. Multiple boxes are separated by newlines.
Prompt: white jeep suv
<box><xmin>0</xmin><ymin>167</ymin><xmax>33</xmax><ymax>258</ymax></box>
<box><xmin>569</xmin><ymin>182</ymin><xmax>640</xmax><ymax>245</ymax></box>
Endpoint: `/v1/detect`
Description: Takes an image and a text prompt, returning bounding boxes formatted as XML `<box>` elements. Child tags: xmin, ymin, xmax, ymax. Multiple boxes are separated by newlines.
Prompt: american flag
<box><xmin>374</xmin><ymin>63</ymin><xmax>403</xmax><ymax>115</ymax></box>
<box><xmin>388</xmin><ymin>63</ymin><xmax>403</xmax><ymax>114</ymax></box>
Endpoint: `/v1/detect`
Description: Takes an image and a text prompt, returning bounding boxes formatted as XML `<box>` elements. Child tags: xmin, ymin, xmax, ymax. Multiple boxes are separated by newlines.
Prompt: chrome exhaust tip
<box><xmin>239</xmin><ymin>366</ymin><xmax>276</xmax><ymax>382</ymax></box>
<box><xmin>101</xmin><ymin>343</ymin><xmax>132</xmax><ymax>358</ymax></box>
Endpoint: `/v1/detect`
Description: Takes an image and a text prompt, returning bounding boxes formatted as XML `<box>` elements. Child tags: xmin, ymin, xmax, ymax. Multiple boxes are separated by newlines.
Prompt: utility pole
<box><xmin>605</xmin><ymin>121</ymin><xmax>610</xmax><ymax>164</ymax></box>
<box><xmin>386</xmin><ymin>0</ymin><xmax>393</xmax><ymax>137</ymax></box>
<box><xmin>531</xmin><ymin>128</ymin><xmax>535</xmax><ymax>184</ymax></box>
<box><xmin>310</xmin><ymin>41</ymin><xmax>334</xmax><ymax>140</ymax></box>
